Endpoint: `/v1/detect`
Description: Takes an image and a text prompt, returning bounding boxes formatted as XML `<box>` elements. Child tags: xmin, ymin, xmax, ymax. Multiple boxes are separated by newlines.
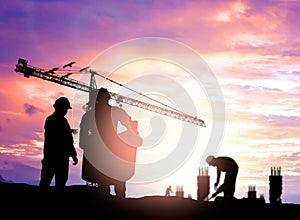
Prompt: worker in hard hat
<box><xmin>79</xmin><ymin>88</ymin><xmax>142</xmax><ymax>198</ymax></box>
<box><xmin>39</xmin><ymin>96</ymin><xmax>78</xmax><ymax>189</ymax></box>
<box><xmin>206</xmin><ymin>155</ymin><xmax>239</xmax><ymax>199</ymax></box>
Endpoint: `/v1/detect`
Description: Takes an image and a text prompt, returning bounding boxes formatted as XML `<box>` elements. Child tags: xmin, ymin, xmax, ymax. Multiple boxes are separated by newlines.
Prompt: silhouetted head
<box><xmin>96</xmin><ymin>87</ymin><xmax>111</xmax><ymax>104</ymax></box>
<box><xmin>206</xmin><ymin>155</ymin><xmax>215</xmax><ymax>165</ymax></box>
<box><xmin>53</xmin><ymin>97</ymin><xmax>72</xmax><ymax>110</ymax></box>
<box><xmin>53</xmin><ymin>97</ymin><xmax>72</xmax><ymax>116</ymax></box>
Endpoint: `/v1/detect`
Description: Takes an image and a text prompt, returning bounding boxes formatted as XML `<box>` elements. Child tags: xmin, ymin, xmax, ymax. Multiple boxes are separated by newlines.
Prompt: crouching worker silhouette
<box><xmin>79</xmin><ymin>88</ymin><xmax>142</xmax><ymax>198</ymax></box>
<box><xmin>39</xmin><ymin>97</ymin><xmax>78</xmax><ymax>189</ymax></box>
<box><xmin>206</xmin><ymin>155</ymin><xmax>238</xmax><ymax>199</ymax></box>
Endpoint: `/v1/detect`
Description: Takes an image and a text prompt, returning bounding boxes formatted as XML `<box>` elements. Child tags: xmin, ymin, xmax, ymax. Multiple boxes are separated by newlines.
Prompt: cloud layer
<box><xmin>0</xmin><ymin>0</ymin><xmax>300</xmax><ymax>203</ymax></box>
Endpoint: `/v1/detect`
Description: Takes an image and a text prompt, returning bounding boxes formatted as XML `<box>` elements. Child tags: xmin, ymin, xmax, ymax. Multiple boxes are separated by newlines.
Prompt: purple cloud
<box><xmin>23</xmin><ymin>103</ymin><xmax>44</xmax><ymax>115</ymax></box>
<box><xmin>258</xmin><ymin>114</ymin><xmax>300</xmax><ymax>128</ymax></box>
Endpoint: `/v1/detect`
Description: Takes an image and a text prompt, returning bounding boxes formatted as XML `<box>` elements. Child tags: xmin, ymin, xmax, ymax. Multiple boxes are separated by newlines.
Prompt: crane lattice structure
<box><xmin>14</xmin><ymin>58</ymin><xmax>206</xmax><ymax>127</ymax></box>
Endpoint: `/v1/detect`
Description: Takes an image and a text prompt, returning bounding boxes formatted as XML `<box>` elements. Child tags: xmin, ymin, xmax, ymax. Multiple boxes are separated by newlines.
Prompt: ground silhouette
<box><xmin>1</xmin><ymin>182</ymin><xmax>299</xmax><ymax>219</ymax></box>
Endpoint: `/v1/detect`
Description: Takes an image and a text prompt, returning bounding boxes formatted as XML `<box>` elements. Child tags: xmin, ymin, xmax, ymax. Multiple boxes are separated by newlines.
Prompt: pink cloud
<box><xmin>1</xmin><ymin>0</ymin><xmax>300</xmax><ymax>203</ymax></box>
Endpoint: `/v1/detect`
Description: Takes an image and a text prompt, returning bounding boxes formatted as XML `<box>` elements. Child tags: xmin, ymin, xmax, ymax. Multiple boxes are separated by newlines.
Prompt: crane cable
<box><xmin>91</xmin><ymin>69</ymin><xmax>194</xmax><ymax>117</ymax></box>
<box><xmin>46</xmin><ymin>64</ymin><xmax>198</xmax><ymax>118</ymax></box>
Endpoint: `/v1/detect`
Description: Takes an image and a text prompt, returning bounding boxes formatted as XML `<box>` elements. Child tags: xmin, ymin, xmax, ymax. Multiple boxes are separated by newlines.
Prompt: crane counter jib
<box><xmin>14</xmin><ymin>58</ymin><xmax>206</xmax><ymax>127</ymax></box>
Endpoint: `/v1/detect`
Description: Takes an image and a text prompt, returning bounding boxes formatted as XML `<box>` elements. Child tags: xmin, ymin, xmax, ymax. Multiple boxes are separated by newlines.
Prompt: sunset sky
<box><xmin>1</xmin><ymin>0</ymin><xmax>300</xmax><ymax>204</ymax></box>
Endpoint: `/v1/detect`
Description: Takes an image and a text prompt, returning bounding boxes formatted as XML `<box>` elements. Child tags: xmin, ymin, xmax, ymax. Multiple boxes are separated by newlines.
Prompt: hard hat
<box><xmin>206</xmin><ymin>155</ymin><xmax>215</xmax><ymax>164</ymax></box>
<box><xmin>96</xmin><ymin>87</ymin><xmax>111</xmax><ymax>102</ymax></box>
<box><xmin>53</xmin><ymin>97</ymin><xmax>72</xmax><ymax>109</ymax></box>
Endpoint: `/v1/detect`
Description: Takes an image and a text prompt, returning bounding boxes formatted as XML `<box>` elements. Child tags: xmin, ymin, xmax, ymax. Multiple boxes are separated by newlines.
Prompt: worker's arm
<box><xmin>79</xmin><ymin>112</ymin><xmax>89</xmax><ymax>149</ymax></box>
<box><xmin>212</xmin><ymin>184</ymin><xmax>224</xmax><ymax>198</ymax></box>
<box><xmin>215</xmin><ymin>168</ymin><xmax>221</xmax><ymax>188</ymax></box>
<box><xmin>113</xmin><ymin>107</ymin><xmax>142</xmax><ymax>147</ymax></box>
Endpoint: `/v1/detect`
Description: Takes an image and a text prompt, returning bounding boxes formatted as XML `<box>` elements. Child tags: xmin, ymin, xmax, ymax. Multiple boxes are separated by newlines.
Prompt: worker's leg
<box><xmin>39</xmin><ymin>159</ymin><xmax>55</xmax><ymax>188</ymax></box>
<box><xmin>224</xmin><ymin>172</ymin><xmax>237</xmax><ymax>198</ymax></box>
<box><xmin>55</xmin><ymin>159</ymin><xmax>69</xmax><ymax>188</ymax></box>
<box><xmin>114</xmin><ymin>181</ymin><xmax>126</xmax><ymax>198</ymax></box>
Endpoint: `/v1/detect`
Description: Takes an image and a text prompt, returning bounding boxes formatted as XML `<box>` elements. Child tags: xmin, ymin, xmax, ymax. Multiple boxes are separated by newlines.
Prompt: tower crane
<box><xmin>14</xmin><ymin>58</ymin><xmax>206</xmax><ymax>127</ymax></box>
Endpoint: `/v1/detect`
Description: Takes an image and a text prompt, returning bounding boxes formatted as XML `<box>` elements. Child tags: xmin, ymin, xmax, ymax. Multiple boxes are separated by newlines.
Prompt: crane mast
<box><xmin>14</xmin><ymin>58</ymin><xmax>206</xmax><ymax>127</ymax></box>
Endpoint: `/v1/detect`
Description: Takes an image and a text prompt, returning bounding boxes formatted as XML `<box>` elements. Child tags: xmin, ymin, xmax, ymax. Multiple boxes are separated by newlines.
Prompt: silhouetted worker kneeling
<box><xmin>39</xmin><ymin>97</ymin><xmax>78</xmax><ymax>189</ymax></box>
<box><xmin>206</xmin><ymin>155</ymin><xmax>239</xmax><ymax>199</ymax></box>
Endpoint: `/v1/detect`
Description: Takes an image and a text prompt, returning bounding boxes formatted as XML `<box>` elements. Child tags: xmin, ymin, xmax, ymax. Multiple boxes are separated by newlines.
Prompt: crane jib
<box><xmin>14</xmin><ymin>58</ymin><xmax>206</xmax><ymax>127</ymax></box>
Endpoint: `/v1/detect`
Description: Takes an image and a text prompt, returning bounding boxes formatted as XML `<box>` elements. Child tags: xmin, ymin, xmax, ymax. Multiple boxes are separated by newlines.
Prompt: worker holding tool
<box><xmin>206</xmin><ymin>155</ymin><xmax>239</xmax><ymax>199</ymax></box>
<box><xmin>39</xmin><ymin>97</ymin><xmax>78</xmax><ymax>189</ymax></box>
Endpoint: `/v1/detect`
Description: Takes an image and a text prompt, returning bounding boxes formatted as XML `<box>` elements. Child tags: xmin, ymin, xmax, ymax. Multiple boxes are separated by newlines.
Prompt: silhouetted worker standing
<box><xmin>165</xmin><ymin>185</ymin><xmax>173</xmax><ymax>196</ymax></box>
<box><xmin>206</xmin><ymin>155</ymin><xmax>239</xmax><ymax>199</ymax></box>
<box><xmin>79</xmin><ymin>89</ymin><xmax>102</xmax><ymax>187</ymax></box>
<box><xmin>79</xmin><ymin>88</ymin><xmax>142</xmax><ymax>198</ymax></box>
<box><xmin>39</xmin><ymin>97</ymin><xmax>78</xmax><ymax>189</ymax></box>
